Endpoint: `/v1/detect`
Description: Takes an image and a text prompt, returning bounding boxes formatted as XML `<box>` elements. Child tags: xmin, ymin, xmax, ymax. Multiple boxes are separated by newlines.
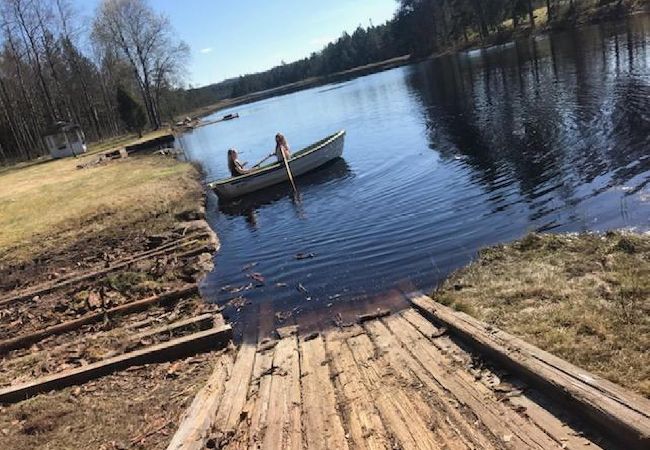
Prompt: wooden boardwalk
<box><xmin>168</xmin><ymin>296</ymin><xmax>650</xmax><ymax>450</ymax></box>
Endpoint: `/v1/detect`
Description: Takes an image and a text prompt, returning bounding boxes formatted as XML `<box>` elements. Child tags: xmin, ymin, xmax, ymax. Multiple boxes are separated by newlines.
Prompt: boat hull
<box><xmin>210</xmin><ymin>131</ymin><xmax>345</xmax><ymax>199</ymax></box>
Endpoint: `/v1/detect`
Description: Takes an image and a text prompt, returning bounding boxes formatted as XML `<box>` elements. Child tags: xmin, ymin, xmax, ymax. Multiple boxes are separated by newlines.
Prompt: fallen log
<box><xmin>0</xmin><ymin>235</ymin><xmax>211</xmax><ymax>307</ymax></box>
<box><xmin>408</xmin><ymin>293</ymin><xmax>650</xmax><ymax>450</ymax></box>
<box><xmin>0</xmin><ymin>285</ymin><xmax>199</xmax><ymax>355</ymax></box>
<box><xmin>0</xmin><ymin>324</ymin><xmax>232</xmax><ymax>404</ymax></box>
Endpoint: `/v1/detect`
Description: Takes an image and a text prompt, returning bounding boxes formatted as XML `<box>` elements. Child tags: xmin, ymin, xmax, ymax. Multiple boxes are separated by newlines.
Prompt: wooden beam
<box><xmin>0</xmin><ymin>236</ymin><xmax>210</xmax><ymax>307</ymax></box>
<box><xmin>130</xmin><ymin>313</ymin><xmax>215</xmax><ymax>342</ymax></box>
<box><xmin>166</xmin><ymin>354</ymin><xmax>234</xmax><ymax>450</ymax></box>
<box><xmin>0</xmin><ymin>285</ymin><xmax>199</xmax><ymax>355</ymax></box>
<box><xmin>408</xmin><ymin>293</ymin><xmax>650</xmax><ymax>450</ymax></box>
<box><xmin>0</xmin><ymin>324</ymin><xmax>232</xmax><ymax>405</ymax></box>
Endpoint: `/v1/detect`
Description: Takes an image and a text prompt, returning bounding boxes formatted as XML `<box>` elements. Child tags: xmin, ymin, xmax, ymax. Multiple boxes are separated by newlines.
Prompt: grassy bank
<box><xmin>0</xmin><ymin>132</ymin><xmax>200</xmax><ymax>265</ymax></box>
<box><xmin>0</xmin><ymin>135</ymin><xmax>227</xmax><ymax>449</ymax></box>
<box><xmin>433</xmin><ymin>231</ymin><xmax>650</xmax><ymax>397</ymax></box>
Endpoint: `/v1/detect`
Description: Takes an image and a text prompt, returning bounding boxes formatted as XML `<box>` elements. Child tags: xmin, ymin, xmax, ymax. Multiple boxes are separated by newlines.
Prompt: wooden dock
<box><xmin>167</xmin><ymin>294</ymin><xmax>650</xmax><ymax>450</ymax></box>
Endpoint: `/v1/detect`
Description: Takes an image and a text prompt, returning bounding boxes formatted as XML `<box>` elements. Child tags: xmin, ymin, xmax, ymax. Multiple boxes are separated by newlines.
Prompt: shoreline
<box><xmin>183</xmin><ymin>8</ymin><xmax>648</xmax><ymax>122</ymax></box>
<box><xmin>0</xmin><ymin>146</ymin><xmax>234</xmax><ymax>449</ymax></box>
<box><xmin>0</xmin><ymin>137</ymin><xmax>648</xmax><ymax>446</ymax></box>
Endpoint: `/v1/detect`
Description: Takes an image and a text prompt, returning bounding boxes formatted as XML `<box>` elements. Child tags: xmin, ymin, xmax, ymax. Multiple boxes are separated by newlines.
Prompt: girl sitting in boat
<box><xmin>227</xmin><ymin>148</ymin><xmax>249</xmax><ymax>176</ymax></box>
<box><xmin>274</xmin><ymin>133</ymin><xmax>291</xmax><ymax>161</ymax></box>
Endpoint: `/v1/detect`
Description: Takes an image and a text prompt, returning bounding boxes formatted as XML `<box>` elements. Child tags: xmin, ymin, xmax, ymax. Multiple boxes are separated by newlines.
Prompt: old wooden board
<box><xmin>211</xmin><ymin>342</ymin><xmax>257</xmax><ymax>446</ymax></box>
<box><xmin>166</xmin><ymin>353</ymin><xmax>234</xmax><ymax>450</ymax></box>
<box><xmin>0</xmin><ymin>284</ymin><xmax>200</xmax><ymax>355</ymax></box>
<box><xmin>323</xmin><ymin>329</ymin><xmax>390</xmax><ymax>450</ymax></box>
<box><xmin>165</xmin><ymin>305</ymin><xmax>636</xmax><ymax>450</ymax></box>
<box><xmin>298</xmin><ymin>333</ymin><xmax>348</xmax><ymax>450</ymax></box>
<box><xmin>261</xmin><ymin>334</ymin><xmax>302</xmax><ymax>450</ymax></box>
<box><xmin>408</xmin><ymin>293</ymin><xmax>650</xmax><ymax>449</ymax></box>
<box><xmin>131</xmin><ymin>313</ymin><xmax>216</xmax><ymax>341</ymax></box>
<box><xmin>0</xmin><ymin>324</ymin><xmax>232</xmax><ymax>404</ymax></box>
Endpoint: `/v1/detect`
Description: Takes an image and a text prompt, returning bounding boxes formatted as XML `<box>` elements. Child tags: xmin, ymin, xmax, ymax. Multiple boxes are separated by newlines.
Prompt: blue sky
<box><xmin>76</xmin><ymin>0</ymin><xmax>398</xmax><ymax>87</ymax></box>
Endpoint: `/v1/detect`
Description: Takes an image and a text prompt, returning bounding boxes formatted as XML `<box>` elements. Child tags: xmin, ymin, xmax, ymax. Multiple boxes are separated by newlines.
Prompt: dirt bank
<box><xmin>432</xmin><ymin>231</ymin><xmax>650</xmax><ymax>398</ymax></box>
<box><xmin>0</xmin><ymin>145</ymin><xmax>231</xmax><ymax>449</ymax></box>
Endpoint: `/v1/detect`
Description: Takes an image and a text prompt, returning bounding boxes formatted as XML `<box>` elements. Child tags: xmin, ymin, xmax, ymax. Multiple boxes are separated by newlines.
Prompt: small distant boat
<box><xmin>209</xmin><ymin>130</ymin><xmax>346</xmax><ymax>199</ymax></box>
<box><xmin>222</xmin><ymin>113</ymin><xmax>239</xmax><ymax>121</ymax></box>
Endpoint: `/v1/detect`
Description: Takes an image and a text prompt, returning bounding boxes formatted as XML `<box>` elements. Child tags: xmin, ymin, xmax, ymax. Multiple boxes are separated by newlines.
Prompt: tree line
<box><xmin>0</xmin><ymin>0</ymin><xmax>636</xmax><ymax>164</ymax></box>
<box><xmin>186</xmin><ymin>0</ymin><xmax>633</xmax><ymax>108</ymax></box>
<box><xmin>0</xmin><ymin>0</ymin><xmax>188</xmax><ymax>164</ymax></box>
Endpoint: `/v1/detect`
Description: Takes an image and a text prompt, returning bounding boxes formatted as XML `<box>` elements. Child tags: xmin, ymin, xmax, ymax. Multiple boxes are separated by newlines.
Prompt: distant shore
<box><xmin>184</xmin><ymin>7</ymin><xmax>648</xmax><ymax>123</ymax></box>
<box><xmin>185</xmin><ymin>55</ymin><xmax>411</xmax><ymax>121</ymax></box>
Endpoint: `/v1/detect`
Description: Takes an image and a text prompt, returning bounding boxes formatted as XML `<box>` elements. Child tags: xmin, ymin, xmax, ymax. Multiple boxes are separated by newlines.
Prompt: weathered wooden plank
<box><xmin>0</xmin><ymin>284</ymin><xmax>199</xmax><ymax>355</ymax></box>
<box><xmin>324</xmin><ymin>328</ymin><xmax>390</xmax><ymax>450</ymax></box>
<box><xmin>0</xmin><ymin>324</ymin><xmax>232</xmax><ymax>404</ymax></box>
<box><xmin>346</xmin><ymin>328</ymin><xmax>443</xmax><ymax>450</ymax></box>
<box><xmin>212</xmin><ymin>342</ymin><xmax>257</xmax><ymax>445</ymax></box>
<box><xmin>409</xmin><ymin>293</ymin><xmax>650</xmax><ymax>450</ymax></box>
<box><xmin>385</xmin><ymin>312</ymin><xmax>558</xmax><ymax>448</ymax></box>
<box><xmin>299</xmin><ymin>333</ymin><xmax>349</xmax><ymax>450</ymax></box>
<box><xmin>363</xmin><ymin>319</ymin><xmax>497</xmax><ymax>450</ymax></box>
<box><xmin>262</xmin><ymin>334</ymin><xmax>302</xmax><ymax>450</ymax></box>
<box><xmin>400</xmin><ymin>308</ymin><xmax>607</xmax><ymax>449</ymax></box>
<box><xmin>131</xmin><ymin>313</ymin><xmax>215</xmax><ymax>341</ymax></box>
<box><xmin>166</xmin><ymin>353</ymin><xmax>234</xmax><ymax>450</ymax></box>
<box><xmin>245</xmin><ymin>342</ymin><xmax>276</xmax><ymax>449</ymax></box>
<box><xmin>0</xmin><ymin>236</ymin><xmax>208</xmax><ymax>307</ymax></box>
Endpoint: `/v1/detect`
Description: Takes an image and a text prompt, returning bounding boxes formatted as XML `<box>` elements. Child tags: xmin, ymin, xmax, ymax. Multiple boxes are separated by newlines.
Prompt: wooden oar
<box><xmin>281</xmin><ymin>150</ymin><xmax>298</xmax><ymax>193</ymax></box>
<box><xmin>252</xmin><ymin>154</ymin><xmax>273</xmax><ymax>169</ymax></box>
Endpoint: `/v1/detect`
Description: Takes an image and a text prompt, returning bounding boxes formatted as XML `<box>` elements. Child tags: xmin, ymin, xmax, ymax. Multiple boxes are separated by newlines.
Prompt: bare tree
<box><xmin>91</xmin><ymin>0</ymin><xmax>189</xmax><ymax>129</ymax></box>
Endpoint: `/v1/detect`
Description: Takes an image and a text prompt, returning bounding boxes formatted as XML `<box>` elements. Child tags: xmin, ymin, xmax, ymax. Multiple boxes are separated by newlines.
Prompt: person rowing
<box><xmin>229</xmin><ymin>134</ymin><xmax>292</xmax><ymax>179</ymax></box>
<box><xmin>274</xmin><ymin>133</ymin><xmax>291</xmax><ymax>161</ymax></box>
<box><xmin>227</xmin><ymin>148</ymin><xmax>249</xmax><ymax>176</ymax></box>
<box><xmin>248</xmin><ymin>132</ymin><xmax>293</xmax><ymax>170</ymax></box>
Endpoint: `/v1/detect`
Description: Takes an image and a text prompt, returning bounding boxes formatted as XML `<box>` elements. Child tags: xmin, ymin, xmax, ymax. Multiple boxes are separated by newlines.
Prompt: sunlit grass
<box><xmin>0</xmin><ymin>146</ymin><xmax>199</xmax><ymax>263</ymax></box>
<box><xmin>433</xmin><ymin>231</ymin><xmax>650</xmax><ymax>397</ymax></box>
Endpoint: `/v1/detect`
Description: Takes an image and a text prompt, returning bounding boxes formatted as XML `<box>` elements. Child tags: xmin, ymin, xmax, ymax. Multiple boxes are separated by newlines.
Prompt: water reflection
<box><xmin>217</xmin><ymin>158</ymin><xmax>352</xmax><ymax>228</ymax></box>
<box><xmin>184</xmin><ymin>16</ymin><xmax>649</xmax><ymax>334</ymax></box>
<box><xmin>405</xmin><ymin>17</ymin><xmax>649</xmax><ymax>229</ymax></box>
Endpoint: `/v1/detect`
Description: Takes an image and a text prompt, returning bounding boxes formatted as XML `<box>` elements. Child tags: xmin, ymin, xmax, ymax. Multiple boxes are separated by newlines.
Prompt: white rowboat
<box><xmin>209</xmin><ymin>130</ymin><xmax>346</xmax><ymax>199</ymax></box>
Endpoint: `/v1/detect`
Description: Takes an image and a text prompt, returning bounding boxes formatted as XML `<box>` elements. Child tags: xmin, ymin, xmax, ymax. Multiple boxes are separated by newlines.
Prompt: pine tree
<box><xmin>116</xmin><ymin>85</ymin><xmax>146</xmax><ymax>138</ymax></box>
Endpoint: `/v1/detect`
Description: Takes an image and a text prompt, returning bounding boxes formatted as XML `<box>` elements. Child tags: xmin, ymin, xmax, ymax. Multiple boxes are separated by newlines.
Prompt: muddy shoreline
<box><xmin>0</xmin><ymin>151</ymin><xmax>235</xmax><ymax>449</ymax></box>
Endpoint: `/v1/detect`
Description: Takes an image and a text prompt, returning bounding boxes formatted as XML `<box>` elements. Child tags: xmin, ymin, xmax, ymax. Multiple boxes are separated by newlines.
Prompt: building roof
<box><xmin>42</xmin><ymin>121</ymin><xmax>82</xmax><ymax>137</ymax></box>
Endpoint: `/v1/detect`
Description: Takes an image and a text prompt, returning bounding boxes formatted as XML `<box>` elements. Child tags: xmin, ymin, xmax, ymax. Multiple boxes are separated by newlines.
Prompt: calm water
<box><xmin>181</xmin><ymin>16</ymin><xmax>650</xmax><ymax>329</ymax></box>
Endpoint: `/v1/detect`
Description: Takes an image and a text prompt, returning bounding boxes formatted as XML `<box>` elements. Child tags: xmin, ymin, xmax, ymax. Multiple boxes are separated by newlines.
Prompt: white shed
<box><xmin>43</xmin><ymin>121</ymin><xmax>87</xmax><ymax>159</ymax></box>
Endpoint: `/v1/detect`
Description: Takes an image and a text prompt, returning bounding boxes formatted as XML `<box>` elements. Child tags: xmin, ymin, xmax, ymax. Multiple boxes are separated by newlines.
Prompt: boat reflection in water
<box><xmin>217</xmin><ymin>158</ymin><xmax>352</xmax><ymax>228</ymax></box>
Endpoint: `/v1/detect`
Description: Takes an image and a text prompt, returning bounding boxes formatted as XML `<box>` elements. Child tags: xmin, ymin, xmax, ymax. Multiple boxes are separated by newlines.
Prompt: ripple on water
<box><xmin>183</xmin><ymin>16</ymin><xmax>650</xmax><ymax>330</ymax></box>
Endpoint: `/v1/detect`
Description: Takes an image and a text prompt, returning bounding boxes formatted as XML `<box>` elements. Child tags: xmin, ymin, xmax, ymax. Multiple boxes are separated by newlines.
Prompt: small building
<box><xmin>43</xmin><ymin>121</ymin><xmax>87</xmax><ymax>159</ymax></box>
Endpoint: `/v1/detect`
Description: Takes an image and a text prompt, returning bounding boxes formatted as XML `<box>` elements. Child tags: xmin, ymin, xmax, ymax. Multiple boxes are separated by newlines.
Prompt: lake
<box><xmin>180</xmin><ymin>15</ymin><xmax>650</xmax><ymax>333</ymax></box>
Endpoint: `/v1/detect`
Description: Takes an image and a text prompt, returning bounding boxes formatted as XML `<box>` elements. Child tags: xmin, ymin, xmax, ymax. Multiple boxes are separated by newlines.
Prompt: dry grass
<box><xmin>0</xmin><ymin>145</ymin><xmax>201</xmax><ymax>264</ymax></box>
<box><xmin>0</xmin><ymin>349</ymin><xmax>230</xmax><ymax>450</ymax></box>
<box><xmin>433</xmin><ymin>231</ymin><xmax>650</xmax><ymax>397</ymax></box>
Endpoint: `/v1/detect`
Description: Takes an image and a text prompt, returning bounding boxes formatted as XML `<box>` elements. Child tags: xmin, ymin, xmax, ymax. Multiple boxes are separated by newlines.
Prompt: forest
<box><xmin>0</xmin><ymin>0</ymin><xmax>188</xmax><ymax>163</ymax></box>
<box><xmin>187</xmin><ymin>0</ymin><xmax>635</xmax><ymax>107</ymax></box>
<box><xmin>0</xmin><ymin>0</ymin><xmax>640</xmax><ymax>164</ymax></box>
